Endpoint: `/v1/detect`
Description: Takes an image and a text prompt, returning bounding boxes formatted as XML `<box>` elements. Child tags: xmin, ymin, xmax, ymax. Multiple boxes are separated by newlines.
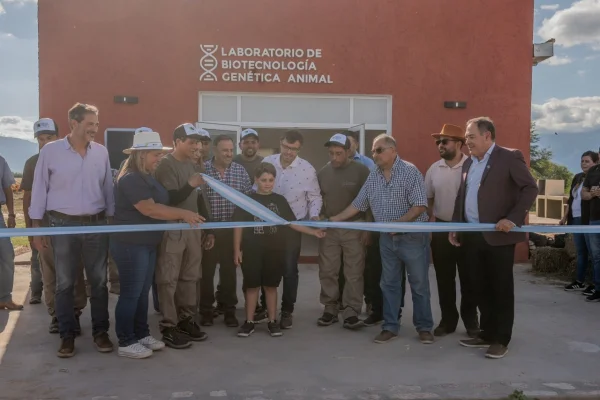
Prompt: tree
<box><xmin>529</xmin><ymin>122</ymin><xmax>573</xmax><ymax>189</ymax></box>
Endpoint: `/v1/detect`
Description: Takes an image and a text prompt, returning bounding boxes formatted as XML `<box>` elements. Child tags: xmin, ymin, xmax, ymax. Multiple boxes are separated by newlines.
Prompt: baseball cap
<box><xmin>33</xmin><ymin>118</ymin><xmax>58</xmax><ymax>138</ymax></box>
<box><xmin>173</xmin><ymin>123</ymin><xmax>203</xmax><ymax>141</ymax></box>
<box><xmin>196</xmin><ymin>127</ymin><xmax>211</xmax><ymax>142</ymax></box>
<box><xmin>324</xmin><ymin>133</ymin><xmax>350</xmax><ymax>149</ymax></box>
<box><xmin>241</xmin><ymin>128</ymin><xmax>259</xmax><ymax>140</ymax></box>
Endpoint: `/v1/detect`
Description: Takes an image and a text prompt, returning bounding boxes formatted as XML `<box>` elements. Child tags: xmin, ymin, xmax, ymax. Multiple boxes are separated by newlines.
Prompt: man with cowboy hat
<box><xmin>425</xmin><ymin>124</ymin><xmax>480</xmax><ymax>338</ymax></box>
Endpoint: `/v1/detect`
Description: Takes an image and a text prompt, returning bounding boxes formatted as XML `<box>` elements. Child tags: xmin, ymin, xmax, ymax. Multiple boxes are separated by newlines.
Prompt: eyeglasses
<box><xmin>281</xmin><ymin>143</ymin><xmax>301</xmax><ymax>153</ymax></box>
<box><xmin>372</xmin><ymin>147</ymin><xmax>391</xmax><ymax>154</ymax></box>
<box><xmin>435</xmin><ymin>139</ymin><xmax>456</xmax><ymax>146</ymax></box>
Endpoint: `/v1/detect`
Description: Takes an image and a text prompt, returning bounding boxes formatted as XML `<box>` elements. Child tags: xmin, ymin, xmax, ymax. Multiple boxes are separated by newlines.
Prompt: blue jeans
<box><xmin>572</xmin><ymin>217</ymin><xmax>593</xmax><ymax>283</ymax></box>
<box><xmin>281</xmin><ymin>229</ymin><xmax>302</xmax><ymax>313</ymax></box>
<box><xmin>588</xmin><ymin>220</ymin><xmax>600</xmax><ymax>291</ymax></box>
<box><xmin>379</xmin><ymin>232</ymin><xmax>433</xmax><ymax>334</ymax></box>
<box><xmin>110</xmin><ymin>240</ymin><xmax>156</xmax><ymax>347</ymax></box>
<box><xmin>0</xmin><ymin>212</ymin><xmax>15</xmax><ymax>303</ymax></box>
<box><xmin>49</xmin><ymin>215</ymin><xmax>109</xmax><ymax>338</ymax></box>
<box><xmin>30</xmin><ymin>248</ymin><xmax>43</xmax><ymax>296</ymax></box>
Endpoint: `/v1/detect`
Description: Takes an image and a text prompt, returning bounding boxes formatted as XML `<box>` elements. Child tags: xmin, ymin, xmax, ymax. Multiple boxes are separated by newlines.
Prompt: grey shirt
<box><xmin>0</xmin><ymin>155</ymin><xmax>15</xmax><ymax>205</ymax></box>
<box><xmin>233</xmin><ymin>154</ymin><xmax>263</xmax><ymax>181</ymax></box>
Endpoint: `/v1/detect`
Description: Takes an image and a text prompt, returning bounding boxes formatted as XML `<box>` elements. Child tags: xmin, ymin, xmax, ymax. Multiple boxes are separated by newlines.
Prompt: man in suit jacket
<box><xmin>449</xmin><ymin>117</ymin><xmax>538</xmax><ymax>359</ymax></box>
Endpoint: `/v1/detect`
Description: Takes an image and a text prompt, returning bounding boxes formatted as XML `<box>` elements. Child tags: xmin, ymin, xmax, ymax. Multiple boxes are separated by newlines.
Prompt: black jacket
<box><xmin>566</xmin><ymin>172</ymin><xmax>590</xmax><ymax>225</ymax></box>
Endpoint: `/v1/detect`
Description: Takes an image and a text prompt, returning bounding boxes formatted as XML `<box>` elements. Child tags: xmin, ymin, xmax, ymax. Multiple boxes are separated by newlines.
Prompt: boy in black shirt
<box><xmin>233</xmin><ymin>163</ymin><xmax>326</xmax><ymax>337</ymax></box>
<box><xmin>582</xmin><ymin>162</ymin><xmax>600</xmax><ymax>302</ymax></box>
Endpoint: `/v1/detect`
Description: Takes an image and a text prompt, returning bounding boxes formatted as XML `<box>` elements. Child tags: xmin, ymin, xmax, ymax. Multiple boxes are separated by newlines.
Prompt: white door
<box><xmin>347</xmin><ymin>123</ymin><xmax>366</xmax><ymax>155</ymax></box>
<box><xmin>196</xmin><ymin>122</ymin><xmax>242</xmax><ymax>157</ymax></box>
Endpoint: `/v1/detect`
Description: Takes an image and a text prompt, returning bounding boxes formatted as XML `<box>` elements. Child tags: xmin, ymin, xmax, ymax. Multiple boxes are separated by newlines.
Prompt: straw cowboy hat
<box><xmin>431</xmin><ymin>124</ymin><xmax>465</xmax><ymax>142</ymax></box>
<box><xmin>123</xmin><ymin>128</ymin><xmax>173</xmax><ymax>154</ymax></box>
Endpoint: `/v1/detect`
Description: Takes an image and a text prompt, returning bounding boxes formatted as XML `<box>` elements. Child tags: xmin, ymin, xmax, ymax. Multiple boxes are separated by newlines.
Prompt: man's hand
<box><xmin>33</xmin><ymin>236</ymin><xmax>49</xmax><ymax>251</ymax></box>
<box><xmin>203</xmin><ymin>234</ymin><xmax>215</xmax><ymax>250</ymax></box>
<box><xmin>188</xmin><ymin>173</ymin><xmax>205</xmax><ymax>188</ymax></box>
<box><xmin>496</xmin><ymin>218</ymin><xmax>516</xmax><ymax>233</ymax></box>
<box><xmin>234</xmin><ymin>250</ymin><xmax>242</xmax><ymax>266</ymax></box>
<box><xmin>448</xmin><ymin>232</ymin><xmax>460</xmax><ymax>247</ymax></box>
<box><xmin>559</xmin><ymin>216</ymin><xmax>567</xmax><ymax>226</ymax></box>
<box><xmin>310</xmin><ymin>216</ymin><xmax>321</xmax><ymax>221</ymax></box>
<box><xmin>591</xmin><ymin>186</ymin><xmax>600</xmax><ymax>198</ymax></box>
<box><xmin>7</xmin><ymin>214</ymin><xmax>16</xmax><ymax>228</ymax></box>
<box><xmin>360</xmin><ymin>231</ymin><xmax>372</xmax><ymax>246</ymax></box>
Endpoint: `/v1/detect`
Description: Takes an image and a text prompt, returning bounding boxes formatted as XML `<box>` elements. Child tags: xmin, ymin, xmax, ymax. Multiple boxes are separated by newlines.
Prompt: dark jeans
<box><xmin>572</xmin><ymin>217</ymin><xmax>593</xmax><ymax>283</ymax></box>
<box><xmin>462</xmin><ymin>232</ymin><xmax>515</xmax><ymax>346</ymax></box>
<box><xmin>281</xmin><ymin>229</ymin><xmax>302</xmax><ymax>313</ymax></box>
<box><xmin>152</xmin><ymin>277</ymin><xmax>160</xmax><ymax>312</ymax></box>
<box><xmin>49</xmin><ymin>215</ymin><xmax>109</xmax><ymax>339</ymax></box>
<box><xmin>589</xmin><ymin>220</ymin><xmax>600</xmax><ymax>291</ymax></box>
<box><xmin>431</xmin><ymin>227</ymin><xmax>478</xmax><ymax>331</ymax></box>
<box><xmin>201</xmin><ymin>229</ymin><xmax>237</xmax><ymax>312</ymax></box>
<box><xmin>110</xmin><ymin>240</ymin><xmax>156</xmax><ymax>347</ymax></box>
<box><xmin>30</xmin><ymin>248</ymin><xmax>43</xmax><ymax>296</ymax></box>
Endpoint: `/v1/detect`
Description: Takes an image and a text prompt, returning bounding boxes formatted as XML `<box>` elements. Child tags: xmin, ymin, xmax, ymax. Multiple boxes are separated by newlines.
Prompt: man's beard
<box><xmin>441</xmin><ymin>150</ymin><xmax>456</xmax><ymax>160</ymax></box>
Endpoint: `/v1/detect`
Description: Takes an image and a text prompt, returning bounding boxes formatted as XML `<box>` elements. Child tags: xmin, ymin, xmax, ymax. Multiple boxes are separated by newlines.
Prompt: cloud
<box><xmin>0</xmin><ymin>115</ymin><xmax>36</xmax><ymax>141</ymax></box>
<box><xmin>540</xmin><ymin>4</ymin><xmax>560</xmax><ymax>10</ymax></box>
<box><xmin>543</xmin><ymin>55</ymin><xmax>573</xmax><ymax>65</ymax></box>
<box><xmin>532</xmin><ymin>97</ymin><xmax>600</xmax><ymax>133</ymax></box>
<box><xmin>0</xmin><ymin>0</ymin><xmax>37</xmax><ymax>39</ymax></box>
<box><xmin>538</xmin><ymin>0</ymin><xmax>600</xmax><ymax>49</ymax></box>
<box><xmin>577</xmin><ymin>69</ymin><xmax>587</xmax><ymax>76</ymax></box>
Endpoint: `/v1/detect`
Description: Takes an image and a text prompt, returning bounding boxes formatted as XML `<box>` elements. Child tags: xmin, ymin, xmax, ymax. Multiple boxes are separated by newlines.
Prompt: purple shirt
<box><xmin>29</xmin><ymin>137</ymin><xmax>115</xmax><ymax>219</ymax></box>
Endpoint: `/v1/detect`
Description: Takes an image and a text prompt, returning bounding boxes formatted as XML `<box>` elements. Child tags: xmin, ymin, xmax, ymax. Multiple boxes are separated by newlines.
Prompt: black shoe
<box><xmin>224</xmin><ymin>311</ymin><xmax>239</xmax><ymax>327</ymax></box>
<box><xmin>254</xmin><ymin>307</ymin><xmax>268</xmax><ymax>323</ymax></box>
<box><xmin>237</xmin><ymin>321</ymin><xmax>255</xmax><ymax>337</ymax></box>
<box><xmin>343</xmin><ymin>316</ymin><xmax>364</xmax><ymax>330</ymax></box>
<box><xmin>317</xmin><ymin>312</ymin><xmax>338</xmax><ymax>326</ymax></box>
<box><xmin>49</xmin><ymin>317</ymin><xmax>59</xmax><ymax>334</ymax></box>
<box><xmin>162</xmin><ymin>327</ymin><xmax>192</xmax><ymax>349</ymax></box>
<box><xmin>565</xmin><ymin>281</ymin><xmax>586</xmax><ymax>291</ymax></box>
<box><xmin>200</xmin><ymin>311</ymin><xmax>214</xmax><ymax>326</ymax></box>
<box><xmin>585</xmin><ymin>291</ymin><xmax>600</xmax><ymax>302</ymax></box>
<box><xmin>213</xmin><ymin>303</ymin><xmax>225</xmax><ymax>317</ymax></box>
<box><xmin>74</xmin><ymin>314</ymin><xmax>82</xmax><ymax>336</ymax></box>
<box><xmin>280</xmin><ymin>311</ymin><xmax>293</xmax><ymax>329</ymax></box>
<box><xmin>178</xmin><ymin>317</ymin><xmax>208</xmax><ymax>341</ymax></box>
<box><xmin>433</xmin><ymin>324</ymin><xmax>456</xmax><ymax>337</ymax></box>
<box><xmin>268</xmin><ymin>321</ymin><xmax>283</xmax><ymax>337</ymax></box>
<box><xmin>583</xmin><ymin>285</ymin><xmax>596</xmax><ymax>296</ymax></box>
<box><xmin>363</xmin><ymin>314</ymin><xmax>383</xmax><ymax>327</ymax></box>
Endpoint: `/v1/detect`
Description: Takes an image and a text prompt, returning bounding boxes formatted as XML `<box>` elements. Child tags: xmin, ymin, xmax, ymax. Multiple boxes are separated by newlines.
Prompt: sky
<box><xmin>0</xmin><ymin>0</ymin><xmax>599</xmax><ymax>171</ymax></box>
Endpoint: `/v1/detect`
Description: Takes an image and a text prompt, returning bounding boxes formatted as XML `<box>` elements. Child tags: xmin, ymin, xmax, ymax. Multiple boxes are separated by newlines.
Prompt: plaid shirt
<box><xmin>352</xmin><ymin>156</ymin><xmax>428</xmax><ymax>222</ymax></box>
<box><xmin>203</xmin><ymin>159</ymin><xmax>252</xmax><ymax>222</ymax></box>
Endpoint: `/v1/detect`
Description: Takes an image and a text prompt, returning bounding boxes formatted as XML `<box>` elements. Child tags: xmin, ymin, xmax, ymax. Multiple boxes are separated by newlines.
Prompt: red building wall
<box><xmin>38</xmin><ymin>0</ymin><xmax>535</xmax><ymax>259</ymax></box>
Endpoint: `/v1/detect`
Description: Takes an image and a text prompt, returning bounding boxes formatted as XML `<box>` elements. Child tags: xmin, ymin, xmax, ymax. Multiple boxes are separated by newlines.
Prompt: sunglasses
<box><xmin>435</xmin><ymin>139</ymin><xmax>456</xmax><ymax>146</ymax></box>
<box><xmin>372</xmin><ymin>147</ymin><xmax>390</xmax><ymax>154</ymax></box>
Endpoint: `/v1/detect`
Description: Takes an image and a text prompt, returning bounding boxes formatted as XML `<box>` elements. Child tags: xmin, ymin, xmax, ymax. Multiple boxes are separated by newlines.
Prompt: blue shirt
<box><xmin>465</xmin><ymin>143</ymin><xmax>496</xmax><ymax>223</ymax></box>
<box><xmin>352</xmin><ymin>152</ymin><xmax>376</xmax><ymax>171</ymax></box>
<box><xmin>352</xmin><ymin>156</ymin><xmax>428</xmax><ymax>222</ymax></box>
<box><xmin>0</xmin><ymin>155</ymin><xmax>15</xmax><ymax>205</ymax></box>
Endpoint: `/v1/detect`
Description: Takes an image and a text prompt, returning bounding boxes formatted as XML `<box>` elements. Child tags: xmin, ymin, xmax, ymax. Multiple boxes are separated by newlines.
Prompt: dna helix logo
<box><xmin>199</xmin><ymin>44</ymin><xmax>219</xmax><ymax>82</ymax></box>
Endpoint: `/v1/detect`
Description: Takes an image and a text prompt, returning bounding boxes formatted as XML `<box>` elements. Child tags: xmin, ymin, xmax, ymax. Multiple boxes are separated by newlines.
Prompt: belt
<box><xmin>47</xmin><ymin>210</ymin><xmax>106</xmax><ymax>223</ymax></box>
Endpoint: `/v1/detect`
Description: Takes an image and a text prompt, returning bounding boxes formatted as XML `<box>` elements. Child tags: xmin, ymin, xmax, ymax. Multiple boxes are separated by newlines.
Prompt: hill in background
<box><xmin>0</xmin><ymin>136</ymin><xmax>37</xmax><ymax>173</ymax></box>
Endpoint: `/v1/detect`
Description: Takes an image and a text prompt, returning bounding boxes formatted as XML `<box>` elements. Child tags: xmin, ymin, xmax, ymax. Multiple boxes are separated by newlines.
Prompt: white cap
<box><xmin>241</xmin><ymin>128</ymin><xmax>259</xmax><ymax>139</ymax></box>
<box><xmin>123</xmin><ymin>131</ymin><xmax>172</xmax><ymax>154</ymax></box>
<box><xmin>197</xmin><ymin>127</ymin><xmax>211</xmax><ymax>141</ymax></box>
<box><xmin>324</xmin><ymin>133</ymin><xmax>350</xmax><ymax>149</ymax></box>
<box><xmin>34</xmin><ymin>118</ymin><xmax>58</xmax><ymax>137</ymax></box>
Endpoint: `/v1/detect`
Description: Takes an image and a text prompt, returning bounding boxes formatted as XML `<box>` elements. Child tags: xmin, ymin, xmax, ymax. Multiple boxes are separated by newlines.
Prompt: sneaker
<box><xmin>162</xmin><ymin>327</ymin><xmax>192</xmax><ymax>349</ymax></box>
<box><xmin>268</xmin><ymin>321</ymin><xmax>283</xmax><ymax>337</ymax></box>
<box><xmin>254</xmin><ymin>307</ymin><xmax>268</xmax><ymax>323</ymax></box>
<box><xmin>29</xmin><ymin>293</ymin><xmax>42</xmax><ymax>304</ymax></box>
<box><xmin>433</xmin><ymin>324</ymin><xmax>455</xmax><ymax>337</ymax></box>
<box><xmin>237</xmin><ymin>321</ymin><xmax>255</xmax><ymax>337</ymax></box>
<box><xmin>565</xmin><ymin>281</ymin><xmax>586</xmax><ymax>291</ymax></box>
<box><xmin>317</xmin><ymin>312</ymin><xmax>339</xmax><ymax>326</ymax></box>
<box><xmin>485</xmin><ymin>344</ymin><xmax>509</xmax><ymax>359</ymax></box>
<box><xmin>459</xmin><ymin>337</ymin><xmax>491</xmax><ymax>348</ymax></box>
<box><xmin>57</xmin><ymin>337</ymin><xmax>75</xmax><ymax>358</ymax></box>
<box><xmin>374</xmin><ymin>330</ymin><xmax>398</xmax><ymax>344</ymax></box>
<box><xmin>419</xmin><ymin>331</ymin><xmax>434</xmax><ymax>344</ymax></box>
<box><xmin>178</xmin><ymin>317</ymin><xmax>208</xmax><ymax>341</ymax></box>
<box><xmin>280</xmin><ymin>311</ymin><xmax>293</xmax><ymax>329</ymax></box>
<box><xmin>583</xmin><ymin>285</ymin><xmax>596</xmax><ymax>296</ymax></box>
<box><xmin>93</xmin><ymin>332</ymin><xmax>114</xmax><ymax>353</ymax></box>
<box><xmin>363</xmin><ymin>314</ymin><xmax>383</xmax><ymax>327</ymax></box>
<box><xmin>224</xmin><ymin>311</ymin><xmax>240</xmax><ymax>327</ymax></box>
<box><xmin>585</xmin><ymin>291</ymin><xmax>600</xmax><ymax>302</ymax></box>
<box><xmin>138</xmin><ymin>336</ymin><xmax>165</xmax><ymax>351</ymax></box>
<box><xmin>343</xmin><ymin>316</ymin><xmax>364</xmax><ymax>330</ymax></box>
<box><xmin>118</xmin><ymin>343</ymin><xmax>152</xmax><ymax>359</ymax></box>
<box><xmin>49</xmin><ymin>317</ymin><xmax>59</xmax><ymax>334</ymax></box>
<box><xmin>200</xmin><ymin>311</ymin><xmax>214</xmax><ymax>327</ymax></box>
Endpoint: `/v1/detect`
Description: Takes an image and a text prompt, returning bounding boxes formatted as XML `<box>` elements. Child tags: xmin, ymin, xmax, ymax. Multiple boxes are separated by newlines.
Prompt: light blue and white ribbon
<box><xmin>2</xmin><ymin>174</ymin><xmax>600</xmax><ymax>238</ymax></box>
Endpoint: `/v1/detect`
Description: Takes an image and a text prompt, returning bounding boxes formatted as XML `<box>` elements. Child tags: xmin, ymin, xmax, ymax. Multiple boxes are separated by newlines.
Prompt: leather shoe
<box><xmin>93</xmin><ymin>332</ymin><xmax>114</xmax><ymax>353</ymax></box>
<box><xmin>57</xmin><ymin>338</ymin><xmax>75</xmax><ymax>358</ymax></box>
<box><xmin>0</xmin><ymin>301</ymin><xmax>24</xmax><ymax>310</ymax></box>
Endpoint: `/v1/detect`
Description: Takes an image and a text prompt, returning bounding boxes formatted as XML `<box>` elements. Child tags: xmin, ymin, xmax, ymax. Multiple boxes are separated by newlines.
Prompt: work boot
<box><xmin>93</xmin><ymin>332</ymin><xmax>114</xmax><ymax>353</ymax></box>
<box><xmin>57</xmin><ymin>338</ymin><xmax>75</xmax><ymax>358</ymax></box>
